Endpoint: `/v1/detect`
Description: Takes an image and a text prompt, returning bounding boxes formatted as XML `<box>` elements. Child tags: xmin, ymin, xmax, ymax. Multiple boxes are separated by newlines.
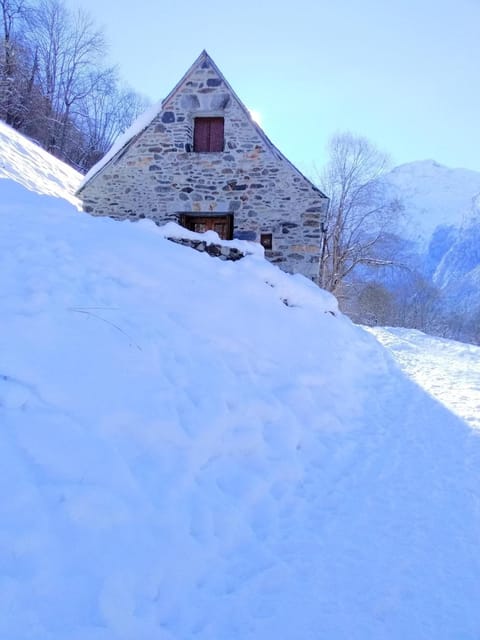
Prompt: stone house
<box><xmin>76</xmin><ymin>50</ymin><xmax>329</xmax><ymax>281</ymax></box>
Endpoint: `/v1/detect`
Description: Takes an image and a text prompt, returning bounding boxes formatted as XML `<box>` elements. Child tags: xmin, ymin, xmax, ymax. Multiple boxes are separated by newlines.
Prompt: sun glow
<box><xmin>248</xmin><ymin>109</ymin><xmax>262</xmax><ymax>125</ymax></box>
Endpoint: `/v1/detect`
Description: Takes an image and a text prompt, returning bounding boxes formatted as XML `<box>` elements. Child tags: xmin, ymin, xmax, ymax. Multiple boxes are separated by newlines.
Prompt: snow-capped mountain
<box><xmin>2</xmin><ymin>121</ymin><xmax>480</xmax><ymax>639</ymax></box>
<box><xmin>432</xmin><ymin>221</ymin><xmax>480</xmax><ymax>328</ymax></box>
<box><xmin>374</xmin><ymin>160</ymin><xmax>480</xmax><ymax>338</ymax></box>
<box><xmin>384</xmin><ymin>159</ymin><xmax>480</xmax><ymax>250</ymax></box>
<box><xmin>434</xmin><ymin>222</ymin><xmax>480</xmax><ymax>288</ymax></box>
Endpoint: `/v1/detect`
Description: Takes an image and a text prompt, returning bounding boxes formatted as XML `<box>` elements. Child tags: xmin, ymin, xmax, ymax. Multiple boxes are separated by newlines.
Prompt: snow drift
<box><xmin>2</xmin><ymin>122</ymin><xmax>480</xmax><ymax>639</ymax></box>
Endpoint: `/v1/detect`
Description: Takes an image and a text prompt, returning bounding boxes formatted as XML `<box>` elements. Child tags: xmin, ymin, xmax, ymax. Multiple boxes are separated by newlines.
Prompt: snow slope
<box><xmin>367</xmin><ymin>327</ymin><xmax>480</xmax><ymax>431</ymax></box>
<box><xmin>0</xmin><ymin>120</ymin><xmax>82</xmax><ymax>204</ymax></box>
<box><xmin>2</xmin><ymin>127</ymin><xmax>480</xmax><ymax>639</ymax></box>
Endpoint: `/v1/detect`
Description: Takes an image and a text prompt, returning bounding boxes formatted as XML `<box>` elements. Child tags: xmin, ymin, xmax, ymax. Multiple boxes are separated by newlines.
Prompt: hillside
<box><xmin>0</xmin><ymin>121</ymin><xmax>82</xmax><ymax>204</ymax></box>
<box><xmin>2</xmin><ymin>124</ymin><xmax>480</xmax><ymax>639</ymax></box>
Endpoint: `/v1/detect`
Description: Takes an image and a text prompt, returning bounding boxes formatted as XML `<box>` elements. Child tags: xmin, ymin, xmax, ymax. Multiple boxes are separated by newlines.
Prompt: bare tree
<box><xmin>347</xmin><ymin>281</ymin><xmax>395</xmax><ymax>326</ymax></box>
<box><xmin>56</xmin><ymin>8</ymin><xmax>107</xmax><ymax>159</ymax></box>
<box><xmin>1</xmin><ymin>0</ymin><xmax>148</xmax><ymax>171</ymax></box>
<box><xmin>29</xmin><ymin>0</ymin><xmax>65</xmax><ymax>146</ymax></box>
<box><xmin>0</xmin><ymin>0</ymin><xmax>31</xmax><ymax>125</ymax></box>
<box><xmin>30</xmin><ymin>0</ymin><xmax>107</xmax><ymax>161</ymax></box>
<box><xmin>319</xmin><ymin>132</ymin><xmax>403</xmax><ymax>296</ymax></box>
<box><xmin>77</xmin><ymin>77</ymin><xmax>149</xmax><ymax>170</ymax></box>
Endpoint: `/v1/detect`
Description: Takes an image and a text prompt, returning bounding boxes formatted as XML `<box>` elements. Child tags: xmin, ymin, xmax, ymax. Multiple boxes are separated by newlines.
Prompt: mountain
<box><xmin>434</xmin><ymin>222</ymin><xmax>480</xmax><ymax>288</ymax></box>
<box><xmin>384</xmin><ymin>159</ymin><xmax>480</xmax><ymax>250</ymax></box>
<box><xmin>432</xmin><ymin>221</ymin><xmax>480</xmax><ymax>339</ymax></box>
<box><xmin>354</xmin><ymin>159</ymin><xmax>480</xmax><ymax>341</ymax></box>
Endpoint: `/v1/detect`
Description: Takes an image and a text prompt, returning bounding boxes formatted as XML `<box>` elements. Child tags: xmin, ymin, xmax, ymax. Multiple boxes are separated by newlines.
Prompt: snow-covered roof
<box><xmin>77</xmin><ymin>50</ymin><xmax>327</xmax><ymax>198</ymax></box>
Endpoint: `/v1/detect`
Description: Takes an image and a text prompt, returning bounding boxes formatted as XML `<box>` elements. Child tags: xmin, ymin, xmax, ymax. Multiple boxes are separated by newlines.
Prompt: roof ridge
<box><xmin>77</xmin><ymin>51</ymin><xmax>327</xmax><ymax>198</ymax></box>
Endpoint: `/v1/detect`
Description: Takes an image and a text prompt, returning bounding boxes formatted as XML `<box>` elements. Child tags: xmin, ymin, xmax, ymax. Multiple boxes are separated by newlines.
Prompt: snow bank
<box><xmin>2</xmin><ymin>130</ymin><xmax>480</xmax><ymax>640</ymax></box>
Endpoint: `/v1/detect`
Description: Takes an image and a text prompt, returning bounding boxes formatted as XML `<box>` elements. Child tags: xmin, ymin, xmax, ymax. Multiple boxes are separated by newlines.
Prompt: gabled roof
<box><xmin>77</xmin><ymin>50</ymin><xmax>327</xmax><ymax>198</ymax></box>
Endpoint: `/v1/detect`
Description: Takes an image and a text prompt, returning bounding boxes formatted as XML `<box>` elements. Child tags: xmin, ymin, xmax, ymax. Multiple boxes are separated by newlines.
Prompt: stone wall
<box><xmin>78</xmin><ymin>54</ymin><xmax>329</xmax><ymax>281</ymax></box>
<box><xmin>167</xmin><ymin>236</ymin><xmax>245</xmax><ymax>261</ymax></box>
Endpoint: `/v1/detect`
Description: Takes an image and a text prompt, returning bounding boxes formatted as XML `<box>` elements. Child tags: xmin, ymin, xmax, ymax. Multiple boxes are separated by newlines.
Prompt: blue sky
<box><xmin>67</xmin><ymin>0</ymin><xmax>480</xmax><ymax>173</ymax></box>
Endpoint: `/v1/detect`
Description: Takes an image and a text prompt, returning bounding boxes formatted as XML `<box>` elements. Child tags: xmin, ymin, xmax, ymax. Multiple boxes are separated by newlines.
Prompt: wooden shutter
<box><xmin>194</xmin><ymin>118</ymin><xmax>210</xmax><ymax>152</ymax></box>
<box><xmin>194</xmin><ymin>117</ymin><xmax>224</xmax><ymax>152</ymax></box>
<box><xmin>209</xmin><ymin>117</ymin><xmax>224</xmax><ymax>151</ymax></box>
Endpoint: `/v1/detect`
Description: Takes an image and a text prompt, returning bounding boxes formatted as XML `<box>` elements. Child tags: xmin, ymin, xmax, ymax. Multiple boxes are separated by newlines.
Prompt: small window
<box><xmin>194</xmin><ymin>117</ymin><xmax>224</xmax><ymax>152</ymax></box>
<box><xmin>260</xmin><ymin>233</ymin><xmax>273</xmax><ymax>250</ymax></box>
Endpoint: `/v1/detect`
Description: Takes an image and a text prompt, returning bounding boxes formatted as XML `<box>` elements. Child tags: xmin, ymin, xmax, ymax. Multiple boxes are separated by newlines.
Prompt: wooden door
<box><xmin>181</xmin><ymin>214</ymin><xmax>233</xmax><ymax>240</ymax></box>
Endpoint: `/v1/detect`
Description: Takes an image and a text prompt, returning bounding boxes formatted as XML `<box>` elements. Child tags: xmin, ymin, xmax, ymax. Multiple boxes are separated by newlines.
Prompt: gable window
<box><xmin>194</xmin><ymin>117</ymin><xmax>224</xmax><ymax>152</ymax></box>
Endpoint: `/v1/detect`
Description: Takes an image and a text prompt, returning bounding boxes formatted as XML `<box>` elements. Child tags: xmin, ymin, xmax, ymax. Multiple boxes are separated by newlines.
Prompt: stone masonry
<box><xmin>76</xmin><ymin>51</ymin><xmax>329</xmax><ymax>281</ymax></box>
<box><xmin>166</xmin><ymin>236</ymin><xmax>245</xmax><ymax>262</ymax></box>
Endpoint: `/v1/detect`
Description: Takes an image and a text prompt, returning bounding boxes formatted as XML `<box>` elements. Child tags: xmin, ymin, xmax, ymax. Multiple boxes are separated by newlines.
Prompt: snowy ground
<box><xmin>2</xmin><ymin>121</ymin><xmax>480</xmax><ymax>640</ymax></box>
<box><xmin>368</xmin><ymin>327</ymin><xmax>480</xmax><ymax>430</ymax></box>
